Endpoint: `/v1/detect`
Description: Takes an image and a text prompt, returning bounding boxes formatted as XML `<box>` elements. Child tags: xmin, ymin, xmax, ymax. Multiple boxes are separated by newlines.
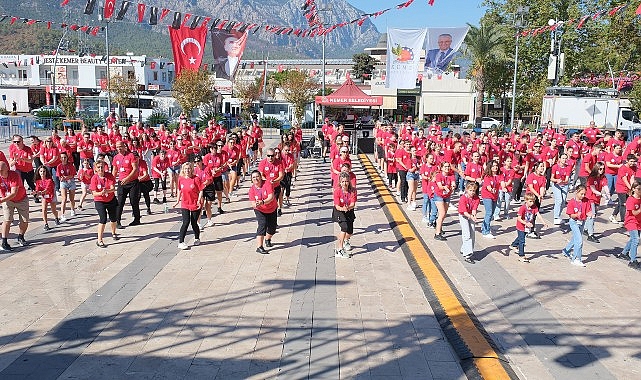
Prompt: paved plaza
<box><xmin>0</xmin><ymin>136</ymin><xmax>640</xmax><ymax>379</ymax></box>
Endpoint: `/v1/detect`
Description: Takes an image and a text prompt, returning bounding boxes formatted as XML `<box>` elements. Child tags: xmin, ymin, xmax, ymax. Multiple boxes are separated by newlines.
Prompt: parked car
<box><xmin>31</xmin><ymin>105</ymin><xmax>63</xmax><ymax>116</ymax></box>
<box><xmin>461</xmin><ymin>117</ymin><xmax>502</xmax><ymax>130</ymax></box>
<box><xmin>0</xmin><ymin>114</ymin><xmax>8</xmax><ymax>126</ymax></box>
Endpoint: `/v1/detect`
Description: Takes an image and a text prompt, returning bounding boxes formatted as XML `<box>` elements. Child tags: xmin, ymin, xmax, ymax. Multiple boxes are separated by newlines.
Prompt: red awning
<box><xmin>315</xmin><ymin>77</ymin><xmax>383</xmax><ymax>106</ymax></box>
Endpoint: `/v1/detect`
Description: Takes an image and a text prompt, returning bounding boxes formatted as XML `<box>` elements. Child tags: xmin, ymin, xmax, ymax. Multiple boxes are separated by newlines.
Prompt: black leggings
<box><xmin>388</xmin><ymin>172</ymin><xmax>398</xmax><ymax>187</ymax></box>
<box><xmin>179</xmin><ymin>208</ymin><xmax>201</xmax><ymax>243</ymax></box>
<box><xmin>18</xmin><ymin>170</ymin><xmax>36</xmax><ymax>191</ymax></box>
<box><xmin>153</xmin><ymin>177</ymin><xmax>167</xmax><ymax>192</ymax></box>
<box><xmin>612</xmin><ymin>192</ymin><xmax>628</xmax><ymax>221</ymax></box>
<box><xmin>512</xmin><ymin>178</ymin><xmax>524</xmax><ymax>201</ymax></box>
<box><xmin>398</xmin><ymin>170</ymin><xmax>408</xmax><ymax>200</ymax></box>
<box><xmin>116</xmin><ymin>180</ymin><xmax>141</xmax><ymax>223</ymax></box>
<box><xmin>281</xmin><ymin>173</ymin><xmax>292</xmax><ymax>198</ymax></box>
<box><xmin>95</xmin><ymin>198</ymin><xmax>118</xmax><ymax>224</ymax></box>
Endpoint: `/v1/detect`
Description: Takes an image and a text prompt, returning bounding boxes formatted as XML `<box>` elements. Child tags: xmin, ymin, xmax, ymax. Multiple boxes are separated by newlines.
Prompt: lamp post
<box><xmin>51</xmin><ymin>29</ymin><xmax>69</xmax><ymax>111</ymax></box>
<box><xmin>510</xmin><ymin>6</ymin><xmax>528</xmax><ymax>131</ymax></box>
<box><xmin>99</xmin><ymin>9</ymin><xmax>112</xmax><ymax>116</ymax></box>
<box><xmin>547</xmin><ymin>19</ymin><xmax>564</xmax><ymax>87</ymax></box>
<box><xmin>318</xmin><ymin>6</ymin><xmax>332</xmax><ymax>122</ymax></box>
<box><xmin>126</xmin><ymin>52</ymin><xmax>141</xmax><ymax>122</ymax></box>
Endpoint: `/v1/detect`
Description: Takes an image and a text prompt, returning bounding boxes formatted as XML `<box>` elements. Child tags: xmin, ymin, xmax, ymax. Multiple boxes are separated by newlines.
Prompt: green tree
<box><xmin>234</xmin><ymin>77</ymin><xmax>262</xmax><ymax>112</ymax></box>
<box><xmin>109</xmin><ymin>74</ymin><xmax>137</xmax><ymax>118</ymax></box>
<box><xmin>58</xmin><ymin>94</ymin><xmax>77</xmax><ymax>119</ymax></box>
<box><xmin>351</xmin><ymin>53</ymin><xmax>379</xmax><ymax>82</ymax></box>
<box><xmin>280</xmin><ymin>70</ymin><xmax>319</xmax><ymax>123</ymax></box>
<box><xmin>462</xmin><ymin>22</ymin><xmax>506</xmax><ymax>120</ymax></box>
<box><xmin>172</xmin><ymin>69</ymin><xmax>215</xmax><ymax>116</ymax></box>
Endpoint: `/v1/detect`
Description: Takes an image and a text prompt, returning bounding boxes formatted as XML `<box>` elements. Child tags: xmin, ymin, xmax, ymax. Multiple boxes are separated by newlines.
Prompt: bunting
<box><xmin>0</xmin><ymin>12</ymin><xmax>102</xmax><ymax>34</ymax></box>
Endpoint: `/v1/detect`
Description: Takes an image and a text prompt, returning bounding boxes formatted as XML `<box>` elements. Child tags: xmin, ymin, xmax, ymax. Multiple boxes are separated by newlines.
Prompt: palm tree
<box><xmin>462</xmin><ymin>23</ymin><xmax>506</xmax><ymax>121</ymax></box>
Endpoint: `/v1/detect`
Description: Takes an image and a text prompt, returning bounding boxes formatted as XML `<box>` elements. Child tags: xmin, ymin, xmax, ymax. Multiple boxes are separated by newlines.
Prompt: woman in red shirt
<box><xmin>619</xmin><ymin>181</ymin><xmax>641</xmax><ymax>268</ymax></box>
<box><xmin>33</xmin><ymin>166</ymin><xmax>60</xmax><ymax>231</ymax></box>
<box><xmin>458</xmin><ymin>182</ymin><xmax>480</xmax><ymax>263</ymax></box>
<box><xmin>136</xmin><ymin>152</ymin><xmax>154</xmax><ymax>215</ymax></box>
<box><xmin>584</xmin><ymin>162</ymin><xmax>609</xmax><ymax>243</ymax></box>
<box><xmin>433</xmin><ymin>161</ymin><xmax>456</xmax><ymax>241</ymax></box>
<box><xmin>550</xmin><ymin>153</ymin><xmax>573</xmax><ymax>225</ymax></box>
<box><xmin>481</xmin><ymin>160</ymin><xmax>501</xmax><ymax>238</ymax></box>
<box><xmin>248</xmin><ymin>169</ymin><xmax>278</xmax><ymax>254</ymax></box>
<box><xmin>76</xmin><ymin>158</ymin><xmax>94</xmax><ymax>210</ymax></box>
<box><xmin>90</xmin><ymin>161</ymin><xmax>118</xmax><ymax>248</ymax></box>
<box><xmin>333</xmin><ymin>172</ymin><xmax>357</xmax><ymax>258</ymax></box>
<box><xmin>174</xmin><ymin>162</ymin><xmax>204</xmax><ymax>250</ymax></box>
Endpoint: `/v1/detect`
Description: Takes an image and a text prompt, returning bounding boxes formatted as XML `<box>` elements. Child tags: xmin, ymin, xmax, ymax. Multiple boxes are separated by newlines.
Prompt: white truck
<box><xmin>541</xmin><ymin>87</ymin><xmax>641</xmax><ymax>132</ymax></box>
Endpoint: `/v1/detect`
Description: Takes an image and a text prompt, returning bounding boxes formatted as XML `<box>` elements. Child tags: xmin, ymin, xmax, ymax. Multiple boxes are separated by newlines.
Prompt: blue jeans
<box><xmin>50</xmin><ymin>167</ymin><xmax>60</xmax><ymax>193</ymax></box>
<box><xmin>459</xmin><ymin>215</ymin><xmax>475</xmax><ymax>257</ymax></box>
<box><xmin>429</xmin><ymin>197</ymin><xmax>438</xmax><ymax>224</ymax></box>
<box><xmin>563</xmin><ymin>218</ymin><xmax>584</xmax><ymax>261</ymax></box>
<box><xmin>605</xmin><ymin>174</ymin><xmax>616</xmax><ymax>197</ymax></box>
<box><xmin>584</xmin><ymin>203</ymin><xmax>597</xmax><ymax>236</ymax></box>
<box><xmin>552</xmin><ymin>183</ymin><xmax>568</xmax><ymax>220</ymax></box>
<box><xmin>458</xmin><ymin>163</ymin><xmax>467</xmax><ymax>193</ymax></box>
<box><xmin>481</xmin><ymin>198</ymin><xmax>496</xmax><ymax>235</ymax></box>
<box><xmin>422</xmin><ymin>193</ymin><xmax>432</xmax><ymax>219</ymax></box>
<box><xmin>494</xmin><ymin>190</ymin><xmax>511</xmax><ymax>219</ymax></box>
<box><xmin>511</xmin><ymin>230</ymin><xmax>526</xmax><ymax>257</ymax></box>
<box><xmin>623</xmin><ymin>229</ymin><xmax>640</xmax><ymax>262</ymax></box>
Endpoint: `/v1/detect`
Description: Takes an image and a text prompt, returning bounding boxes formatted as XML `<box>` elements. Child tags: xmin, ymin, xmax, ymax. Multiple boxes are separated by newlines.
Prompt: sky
<box><xmin>348</xmin><ymin>0</ymin><xmax>486</xmax><ymax>31</ymax></box>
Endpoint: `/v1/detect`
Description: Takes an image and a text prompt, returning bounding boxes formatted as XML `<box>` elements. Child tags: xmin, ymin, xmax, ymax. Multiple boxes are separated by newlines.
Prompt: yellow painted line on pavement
<box><xmin>359</xmin><ymin>153</ymin><xmax>512</xmax><ymax>380</ymax></box>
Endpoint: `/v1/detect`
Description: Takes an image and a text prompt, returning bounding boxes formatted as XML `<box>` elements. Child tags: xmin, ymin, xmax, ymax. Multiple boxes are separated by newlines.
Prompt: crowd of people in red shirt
<box><xmin>367</xmin><ymin>119</ymin><xmax>641</xmax><ymax>268</ymax></box>
<box><xmin>0</xmin><ymin>116</ymin><xmax>307</xmax><ymax>251</ymax></box>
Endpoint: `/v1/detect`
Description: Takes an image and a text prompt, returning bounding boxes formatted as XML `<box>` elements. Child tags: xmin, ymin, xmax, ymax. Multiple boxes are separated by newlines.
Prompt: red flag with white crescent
<box><xmin>169</xmin><ymin>25</ymin><xmax>208</xmax><ymax>76</ymax></box>
<box><xmin>104</xmin><ymin>0</ymin><xmax>116</xmax><ymax>19</ymax></box>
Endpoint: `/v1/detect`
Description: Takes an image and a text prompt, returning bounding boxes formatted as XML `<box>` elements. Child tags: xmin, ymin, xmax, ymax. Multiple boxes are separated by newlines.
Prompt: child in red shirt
<box><xmin>458</xmin><ymin>182</ymin><xmax>480</xmax><ymax>263</ymax></box>
<box><xmin>33</xmin><ymin>166</ymin><xmax>60</xmax><ymax>231</ymax></box>
<box><xmin>77</xmin><ymin>158</ymin><xmax>94</xmax><ymax>210</ymax></box>
<box><xmin>510</xmin><ymin>192</ymin><xmax>549</xmax><ymax>262</ymax></box>
<box><xmin>618</xmin><ymin>181</ymin><xmax>641</xmax><ymax>268</ymax></box>
<box><xmin>562</xmin><ymin>185</ymin><xmax>591</xmax><ymax>267</ymax></box>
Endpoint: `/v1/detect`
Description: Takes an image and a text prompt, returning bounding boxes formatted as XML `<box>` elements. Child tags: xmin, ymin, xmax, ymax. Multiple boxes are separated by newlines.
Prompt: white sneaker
<box><xmin>70</xmin><ymin>210</ymin><xmax>76</xmax><ymax>217</ymax></box>
<box><xmin>609</xmin><ymin>215</ymin><xmax>618</xmax><ymax>224</ymax></box>
<box><xmin>571</xmin><ymin>259</ymin><xmax>586</xmax><ymax>267</ymax></box>
<box><xmin>193</xmin><ymin>239</ymin><xmax>200</xmax><ymax>246</ymax></box>
<box><xmin>344</xmin><ymin>240</ymin><xmax>352</xmax><ymax>251</ymax></box>
<box><xmin>60</xmin><ymin>216</ymin><xmax>67</xmax><ymax>223</ymax></box>
<box><xmin>510</xmin><ymin>200</ymin><xmax>521</xmax><ymax>206</ymax></box>
<box><xmin>178</xmin><ymin>242</ymin><xmax>188</xmax><ymax>250</ymax></box>
<box><xmin>335</xmin><ymin>248</ymin><xmax>350</xmax><ymax>258</ymax></box>
<box><xmin>204</xmin><ymin>220</ymin><xmax>215</xmax><ymax>228</ymax></box>
<box><xmin>483</xmin><ymin>233</ymin><xmax>496</xmax><ymax>239</ymax></box>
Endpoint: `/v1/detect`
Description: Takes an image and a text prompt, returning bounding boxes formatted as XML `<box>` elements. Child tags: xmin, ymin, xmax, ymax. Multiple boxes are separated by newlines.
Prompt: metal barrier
<box><xmin>0</xmin><ymin>116</ymin><xmax>52</xmax><ymax>142</ymax></box>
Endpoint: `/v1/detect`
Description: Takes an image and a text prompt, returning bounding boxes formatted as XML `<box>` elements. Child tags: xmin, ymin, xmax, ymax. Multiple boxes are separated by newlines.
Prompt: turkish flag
<box><xmin>104</xmin><ymin>0</ymin><xmax>116</xmax><ymax>19</ymax></box>
<box><xmin>169</xmin><ymin>26</ymin><xmax>208</xmax><ymax>76</ymax></box>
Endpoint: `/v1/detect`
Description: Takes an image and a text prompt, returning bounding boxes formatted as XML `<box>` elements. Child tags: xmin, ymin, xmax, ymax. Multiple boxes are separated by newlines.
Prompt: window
<box><xmin>153</xmin><ymin>71</ymin><xmax>158</xmax><ymax>81</ymax></box>
<box><xmin>17</xmin><ymin>69</ymin><xmax>27</xmax><ymax>80</ymax></box>
<box><xmin>162</xmin><ymin>72</ymin><xmax>167</xmax><ymax>82</ymax></box>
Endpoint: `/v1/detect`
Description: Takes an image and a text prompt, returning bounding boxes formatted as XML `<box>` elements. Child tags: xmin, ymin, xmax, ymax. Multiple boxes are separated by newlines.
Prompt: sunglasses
<box><xmin>13</xmin><ymin>140</ymin><xmax>21</xmax><ymax>143</ymax></box>
<box><xmin>266</xmin><ymin>154</ymin><xmax>274</xmax><ymax>157</ymax></box>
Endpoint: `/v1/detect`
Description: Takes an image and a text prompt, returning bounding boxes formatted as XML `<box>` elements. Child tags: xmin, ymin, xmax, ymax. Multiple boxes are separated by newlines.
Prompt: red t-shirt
<box><xmin>585</xmin><ymin>175</ymin><xmax>608</xmax><ymax>204</ymax></box>
<box><xmin>566</xmin><ymin>197</ymin><xmax>591</xmax><ymax>221</ymax></box>
<box><xmin>624</xmin><ymin>196</ymin><xmax>641</xmax><ymax>231</ymax></box>
<box><xmin>112</xmin><ymin>152</ymin><xmax>138</xmax><ymax>181</ymax></box>
<box><xmin>525</xmin><ymin>173</ymin><xmax>546</xmax><ymax>196</ymax></box>
<box><xmin>616</xmin><ymin>165</ymin><xmax>635</xmax><ymax>193</ymax></box>
<box><xmin>434</xmin><ymin>172</ymin><xmax>455</xmax><ymax>198</ymax></box>
<box><xmin>248</xmin><ymin>181</ymin><xmax>278</xmax><ymax>213</ymax></box>
<box><xmin>56</xmin><ymin>162</ymin><xmax>77</xmax><ymax>181</ymax></box>
<box><xmin>151</xmin><ymin>155</ymin><xmax>169</xmax><ymax>179</ymax></box>
<box><xmin>516</xmin><ymin>204</ymin><xmax>538</xmax><ymax>232</ymax></box>
<box><xmin>77</xmin><ymin>167</ymin><xmax>94</xmax><ymax>185</ymax></box>
<box><xmin>0</xmin><ymin>171</ymin><xmax>27</xmax><ymax>202</ymax></box>
<box><xmin>481</xmin><ymin>174</ymin><xmax>500</xmax><ymax>201</ymax></box>
<box><xmin>333</xmin><ymin>186</ymin><xmax>357</xmax><ymax>209</ymax></box>
<box><xmin>77</xmin><ymin>139</ymin><xmax>94</xmax><ymax>159</ymax></box>
<box><xmin>465</xmin><ymin>162</ymin><xmax>483</xmax><ymax>181</ymax></box>
<box><xmin>604</xmin><ymin>153</ymin><xmax>623</xmax><ymax>176</ymax></box>
<box><xmin>138</xmin><ymin>160</ymin><xmax>151</xmax><ymax>182</ymax></box>
<box><xmin>259</xmin><ymin>159</ymin><xmax>284</xmax><ymax>187</ymax></box>
<box><xmin>178</xmin><ymin>176</ymin><xmax>203</xmax><ymax>211</ymax></box>
<box><xmin>9</xmin><ymin>145</ymin><xmax>34</xmax><ymax>172</ymax></box>
<box><xmin>551</xmin><ymin>164</ymin><xmax>572</xmax><ymax>186</ymax></box>
<box><xmin>90</xmin><ymin>173</ymin><xmax>117</xmax><ymax>203</ymax></box>
<box><xmin>458</xmin><ymin>194</ymin><xmax>480</xmax><ymax>215</ymax></box>
<box><xmin>578</xmin><ymin>153</ymin><xmax>598</xmax><ymax>177</ymax></box>
<box><xmin>35</xmin><ymin>178</ymin><xmax>55</xmax><ymax>202</ymax></box>
<box><xmin>40</xmin><ymin>145</ymin><xmax>61</xmax><ymax>168</ymax></box>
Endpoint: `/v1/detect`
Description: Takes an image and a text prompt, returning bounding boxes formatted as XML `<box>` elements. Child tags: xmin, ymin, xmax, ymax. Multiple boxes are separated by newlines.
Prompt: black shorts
<box><xmin>273</xmin><ymin>185</ymin><xmax>282</xmax><ymax>199</ymax></box>
<box><xmin>255</xmin><ymin>209</ymin><xmax>277</xmax><ymax>236</ymax></box>
<box><xmin>376</xmin><ymin>144</ymin><xmax>385</xmax><ymax>157</ymax></box>
<box><xmin>212</xmin><ymin>176</ymin><xmax>224</xmax><ymax>192</ymax></box>
<box><xmin>251</xmin><ymin>141</ymin><xmax>259</xmax><ymax>151</ymax></box>
<box><xmin>203</xmin><ymin>184</ymin><xmax>217</xmax><ymax>201</ymax></box>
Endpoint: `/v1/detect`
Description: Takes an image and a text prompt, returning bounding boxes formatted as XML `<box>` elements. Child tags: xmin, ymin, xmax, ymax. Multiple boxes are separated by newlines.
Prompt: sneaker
<box><xmin>587</xmin><ymin>235</ymin><xmax>600</xmax><ymax>243</ymax></box>
<box><xmin>464</xmin><ymin>256</ymin><xmax>475</xmax><ymax>264</ymax></box>
<box><xmin>628</xmin><ymin>261</ymin><xmax>641</xmax><ymax>270</ymax></box>
<box><xmin>60</xmin><ymin>216</ymin><xmax>67</xmax><ymax>223</ymax></box>
<box><xmin>218</xmin><ymin>207</ymin><xmax>225</xmax><ymax>214</ymax></box>
<box><xmin>334</xmin><ymin>248</ymin><xmax>350</xmax><ymax>258</ymax></box>
<box><xmin>427</xmin><ymin>222</ymin><xmax>435</xmax><ymax>229</ymax></box>
<box><xmin>434</xmin><ymin>234</ymin><xmax>447</xmax><ymax>241</ymax></box>
<box><xmin>204</xmin><ymin>220</ymin><xmax>215</xmax><ymax>228</ymax></box>
<box><xmin>527</xmin><ymin>231</ymin><xmax>541</xmax><ymax>239</ymax></box>
<box><xmin>70</xmin><ymin>210</ymin><xmax>76</xmax><ymax>217</ymax></box>
<box><xmin>553</xmin><ymin>218</ymin><xmax>562</xmax><ymax>225</ymax></box>
<box><xmin>483</xmin><ymin>233</ymin><xmax>496</xmax><ymax>239</ymax></box>
<box><xmin>277</xmin><ymin>209</ymin><xmax>283</xmax><ymax>217</ymax></box>
<box><xmin>1</xmin><ymin>242</ymin><xmax>13</xmax><ymax>252</ymax></box>
<box><xmin>609</xmin><ymin>215</ymin><xmax>619</xmax><ymax>224</ymax></box>
<box><xmin>193</xmin><ymin>239</ymin><xmax>200</xmax><ymax>246</ymax></box>
<box><xmin>178</xmin><ymin>242</ymin><xmax>189</xmax><ymax>250</ymax></box>
<box><xmin>616</xmin><ymin>252</ymin><xmax>631</xmax><ymax>261</ymax></box>
<box><xmin>16</xmin><ymin>237</ymin><xmax>27</xmax><ymax>247</ymax></box>
<box><xmin>256</xmin><ymin>246</ymin><xmax>269</xmax><ymax>254</ymax></box>
<box><xmin>265</xmin><ymin>239</ymin><xmax>273</xmax><ymax>248</ymax></box>
<box><xmin>344</xmin><ymin>240</ymin><xmax>352</xmax><ymax>251</ymax></box>
<box><xmin>153</xmin><ymin>198</ymin><xmax>161</xmax><ymax>205</ymax></box>
<box><xmin>76</xmin><ymin>205</ymin><xmax>83</xmax><ymax>211</ymax></box>
<box><xmin>55</xmin><ymin>218</ymin><xmax>61</xmax><ymax>226</ymax></box>
<box><xmin>43</xmin><ymin>223</ymin><xmax>51</xmax><ymax>231</ymax></box>
<box><xmin>128</xmin><ymin>219</ymin><xmax>141</xmax><ymax>227</ymax></box>
<box><xmin>571</xmin><ymin>259</ymin><xmax>586</xmax><ymax>267</ymax></box>
<box><xmin>518</xmin><ymin>256</ymin><xmax>530</xmax><ymax>263</ymax></box>
<box><xmin>561</xmin><ymin>249</ymin><xmax>571</xmax><ymax>259</ymax></box>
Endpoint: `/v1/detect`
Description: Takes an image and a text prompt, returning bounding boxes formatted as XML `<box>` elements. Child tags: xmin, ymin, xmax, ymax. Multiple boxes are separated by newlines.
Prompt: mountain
<box><xmin>0</xmin><ymin>0</ymin><xmax>381</xmax><ymax>60</ymax></box>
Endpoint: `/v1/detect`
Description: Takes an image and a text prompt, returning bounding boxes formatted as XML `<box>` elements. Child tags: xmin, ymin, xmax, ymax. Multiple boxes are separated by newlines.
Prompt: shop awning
<box><xmin>315</xmin><ymin>78</ymin><xmax>383</xmax><ymax>106</ymax></box>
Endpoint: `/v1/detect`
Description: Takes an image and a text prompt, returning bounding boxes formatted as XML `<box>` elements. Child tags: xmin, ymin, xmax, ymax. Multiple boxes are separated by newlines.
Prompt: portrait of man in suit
<box><xmin>424</xmin><ymin>33</ymin><xmax>454</xmax><ymax>72</ymax></box>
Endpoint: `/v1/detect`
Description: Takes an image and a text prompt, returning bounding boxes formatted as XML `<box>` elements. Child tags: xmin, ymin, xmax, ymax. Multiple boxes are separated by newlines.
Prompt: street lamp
<box><xmin>126</xmin><ymin>52</ymin><xmax>141</xmax><ymax>122</ymax></box>
<box><xmin>547</xmin><ymin>19</ymin><xmax>564</xmax><ymax>87</ymax></box>
<box><xmin>510</xmin><ymin>6</ymin><xmax>528</xmax><ymax>130</ymax></box>
<box><xmin>99</xmin><ymin>9</ymin><xmax>112</xmax><ymax>116</ymax></box>
<box><xmin>318</xmin><ymin>6</ymin><xmax>332</xmax><ymax>122</ymax></box>
<box><xmin>51</xmin><ymin>29</ymin><xmax>69</xmax><ymax>111</ymax></box>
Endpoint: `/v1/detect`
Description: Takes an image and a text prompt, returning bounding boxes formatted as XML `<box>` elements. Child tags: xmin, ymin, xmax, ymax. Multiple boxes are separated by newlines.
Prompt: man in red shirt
<box><xmin>258</xmin><ymin>148</ymin><xmax>284</xmax><ymax>216</ymax></box>
<box><xmin>8</xmin><ymin>134</ymin><xmax>38</xmax><ymax>203</ymax></box>
<box><xmin>0</xmin><ymin>162</ymin><xmax>29</xmax><ymax>250</ymax></box>
<box><xmin>112</xmin><ymin>141</ymin><xmax>141</xmax><ymax>228</ymax></box>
